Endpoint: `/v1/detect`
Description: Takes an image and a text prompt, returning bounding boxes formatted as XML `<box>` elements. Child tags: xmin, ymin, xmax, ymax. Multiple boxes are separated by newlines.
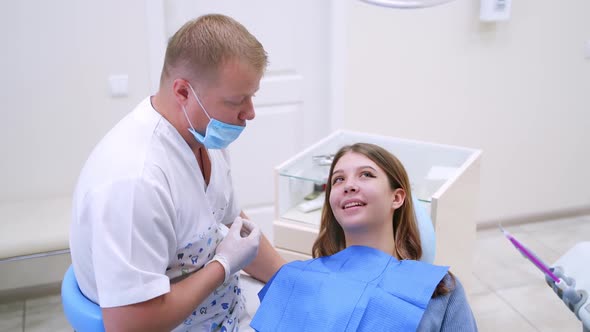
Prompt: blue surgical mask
<box><xmin>181</xmin><ymin>83</ymin><xmax>245</xmax><ymax>149</ymax></box>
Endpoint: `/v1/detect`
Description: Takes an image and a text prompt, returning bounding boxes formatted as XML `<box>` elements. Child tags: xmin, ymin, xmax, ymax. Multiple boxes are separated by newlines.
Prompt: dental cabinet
<box><xmin>272</xmin><ymin>130</ymin><xmax>482</xmax><ymax>287</ymax></box>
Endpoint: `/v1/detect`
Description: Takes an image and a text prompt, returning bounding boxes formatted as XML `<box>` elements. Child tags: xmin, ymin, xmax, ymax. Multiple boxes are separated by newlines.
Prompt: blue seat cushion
<box><xmin>61</xmin><ymin>265</ymin><xmax>105</xmax><ymax>332</ymax></box>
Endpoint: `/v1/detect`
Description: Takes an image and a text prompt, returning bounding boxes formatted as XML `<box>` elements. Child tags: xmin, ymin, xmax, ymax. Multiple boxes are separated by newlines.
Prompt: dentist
<box><xmin>70</xmin><ymin>14</ymin><xmax>285</xmax><ymax>332</ymax></box>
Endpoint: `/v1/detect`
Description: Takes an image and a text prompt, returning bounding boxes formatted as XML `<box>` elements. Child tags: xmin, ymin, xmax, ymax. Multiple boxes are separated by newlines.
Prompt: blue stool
<box><xmin>61</xmin><ymin>265</ymin><xmax>105</xmax><ymax>332</ymax></box>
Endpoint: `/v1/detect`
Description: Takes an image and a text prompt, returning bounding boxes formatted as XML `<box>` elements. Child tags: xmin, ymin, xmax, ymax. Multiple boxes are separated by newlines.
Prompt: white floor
<box><xmin>1</xmin><ymin>215</ymin><xmax>588</xmax><ymax>332</ymax></box>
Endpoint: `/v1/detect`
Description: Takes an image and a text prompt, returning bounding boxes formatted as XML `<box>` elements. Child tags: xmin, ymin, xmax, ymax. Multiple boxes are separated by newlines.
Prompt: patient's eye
<box><xmin>360</xmin><ymin>171</ymin><xmax>375</xmax><ymax>178</ymax></box>
<box><xmin>332</xmin><ymin>176</ymin><xmax>344</xmax><ymax>185</ymax></box>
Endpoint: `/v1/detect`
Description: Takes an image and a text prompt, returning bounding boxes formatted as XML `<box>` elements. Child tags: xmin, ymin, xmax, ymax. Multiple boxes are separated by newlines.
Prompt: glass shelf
<box><xmin>275</xmin><ymin>130</ymin><xmax>477</xmax><ymax>217</ymax></box>
<box><xmin>278</xmin><ymin>166</ymin><xmax>330</xmax><ymax>185</ymax></box>
<box><xmin>278</xmin><ymin>168</ymin><xmax>435</xmax><ymax>204</ymax></box>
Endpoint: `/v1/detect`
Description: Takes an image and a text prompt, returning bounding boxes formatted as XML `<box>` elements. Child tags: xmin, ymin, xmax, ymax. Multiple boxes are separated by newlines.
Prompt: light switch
<box><xmin>109</xmin><ymin>74</ymin><xmax>129</xmax><ymax>97</ymax></box>
<box><xmin>585</xmin><ymin>40</ymin><xmax>590</xmax><ymax>59</ymax></box>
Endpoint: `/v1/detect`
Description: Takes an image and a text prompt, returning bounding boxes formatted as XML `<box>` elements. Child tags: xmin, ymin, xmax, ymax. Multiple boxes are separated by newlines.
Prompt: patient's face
<box><xmin>329</xmin><ymin>152</ymin><xmax>396</xmax><ymax>234</ymax></box>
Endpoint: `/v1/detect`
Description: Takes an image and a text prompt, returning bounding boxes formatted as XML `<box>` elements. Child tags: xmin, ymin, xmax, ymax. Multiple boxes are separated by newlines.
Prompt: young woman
<box><xmin>251</xmin><ymin>143</ymin><xmax>478</xmax><ymax>331</ymax></box>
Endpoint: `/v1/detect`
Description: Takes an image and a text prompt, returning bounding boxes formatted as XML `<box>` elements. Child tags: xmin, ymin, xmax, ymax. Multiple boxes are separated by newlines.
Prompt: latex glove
<box><xmin>209</xmin><ymin>217</ymin><xmax>261</xmax><ymax>284</ymax></box>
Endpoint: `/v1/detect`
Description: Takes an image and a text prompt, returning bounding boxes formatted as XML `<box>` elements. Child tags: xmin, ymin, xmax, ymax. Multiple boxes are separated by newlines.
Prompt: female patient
<box><xmin>251</xmin><ymin>143</ymin><xmax>477</xmax><ymax>331</ymax></box>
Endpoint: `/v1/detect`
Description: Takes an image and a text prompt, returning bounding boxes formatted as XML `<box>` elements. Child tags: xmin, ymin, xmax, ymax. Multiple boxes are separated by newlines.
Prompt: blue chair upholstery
<box><xmin>413</xmin><ymin>196</ymin><xmax>436</xmax><ymax>264</ymax></box>
<box><xmin>61</xmin><ymin>265</ymin><xmax>105</xmax><ymax>332</ymax></box>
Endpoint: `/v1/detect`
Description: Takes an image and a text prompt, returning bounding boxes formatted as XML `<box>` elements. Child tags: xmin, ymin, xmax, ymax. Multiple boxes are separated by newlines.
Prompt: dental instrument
<box><xmin>500</xmin><ymin>225</ymin><xmax>590</xmax><ymax>331</ymax></box>
<box><xmin>499</xmin><ymin>225</ymin><xmax>560</xmax><ymax>283</ymax></box>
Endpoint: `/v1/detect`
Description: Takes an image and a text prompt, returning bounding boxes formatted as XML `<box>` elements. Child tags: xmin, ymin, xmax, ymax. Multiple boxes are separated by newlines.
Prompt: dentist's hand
<box><xmin>210</xmin><ymin>217</ymin><xmax>261</xmax><ymax>284</ymax></box>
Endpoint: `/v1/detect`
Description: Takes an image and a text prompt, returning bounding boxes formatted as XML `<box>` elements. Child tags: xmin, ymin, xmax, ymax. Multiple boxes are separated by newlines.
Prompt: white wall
<box><xmin>0</xmin><ymin>0</ymin><xmax>152</xmax><ymax>201</ymax></box>
<box><xmin>338</xmin><ymin>0</ymin><xmax>590</xmax><ymax>224</ymax></box>
<box><xmin>3</xmin><ymin>0</ymin><xmax>589</xmax><ymax>226</ymax></box>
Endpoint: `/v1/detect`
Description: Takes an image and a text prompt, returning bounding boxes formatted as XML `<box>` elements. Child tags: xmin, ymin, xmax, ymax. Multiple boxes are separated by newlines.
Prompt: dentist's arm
<box><xmin>102</xmin><ymin>217</ymin><xmax>260</xmax><ymax>332</ymax></box>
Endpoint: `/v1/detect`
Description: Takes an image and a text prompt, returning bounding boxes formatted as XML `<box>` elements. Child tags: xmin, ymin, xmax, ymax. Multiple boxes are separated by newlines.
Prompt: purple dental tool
<box><xmin>499</xmin><ymin>225</ymin><xmax>560</xmax><ymax>283</ymax></box>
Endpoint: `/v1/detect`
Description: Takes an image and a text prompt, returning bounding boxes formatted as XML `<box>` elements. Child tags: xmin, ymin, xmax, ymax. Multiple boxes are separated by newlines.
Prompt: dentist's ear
<box><xmin>172</xmin><ymin>79</ymin><xmax>191</xmax><ymax>104</ymax></box>
<box><xmin>391</xmin><ymin>188</ymin><xmax>406</xmax><ymax>209</ymax></box>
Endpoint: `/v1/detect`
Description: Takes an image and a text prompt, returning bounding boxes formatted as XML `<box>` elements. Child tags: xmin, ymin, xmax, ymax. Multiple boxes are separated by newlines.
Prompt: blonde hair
<box><xmin>311</xmin><ymin>143</ymin><xmax>455</xmax><ymax>297</ymax></box>
<box><xmin>161</xmin><ymin>14</ymin><xmax>268</xmax><ymax>84</ymax></box>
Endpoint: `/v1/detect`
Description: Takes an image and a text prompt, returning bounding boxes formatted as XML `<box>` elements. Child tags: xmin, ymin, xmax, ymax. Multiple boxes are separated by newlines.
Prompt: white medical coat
<box><xmin>70</xmin><ymin>97</ymin><xmax>244</xmax><ymax>331</ymax></box>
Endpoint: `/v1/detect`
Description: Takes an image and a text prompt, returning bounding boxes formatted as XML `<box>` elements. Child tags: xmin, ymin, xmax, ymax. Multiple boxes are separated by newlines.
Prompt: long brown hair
<box><xmin>311</xmin><ymin>143</ymin><xmax>454</xmax><ymax>297</ymax></box>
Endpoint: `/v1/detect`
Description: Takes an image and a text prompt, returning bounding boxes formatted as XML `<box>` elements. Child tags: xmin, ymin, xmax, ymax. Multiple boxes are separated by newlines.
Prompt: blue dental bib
<box><xmin>251</xmin><ymin>246</ymin><xmax>448</xmax><ymax>332</ymax></box>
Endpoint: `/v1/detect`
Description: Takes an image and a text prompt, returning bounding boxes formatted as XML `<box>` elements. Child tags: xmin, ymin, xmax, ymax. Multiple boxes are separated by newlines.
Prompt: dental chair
<box><xmin>413</xmin><ymin>196</ymin><xmax>436</xmax><ymax>264</ymax></box>
<box><xmin>61</xmin><ymin>265</ymin><xmax>105</xmax><ymax>332</ymax></box>
<box><xmin>60</xmin><ymin>197</ymin><xmax>435</xmax><ymax>330</ymax></box>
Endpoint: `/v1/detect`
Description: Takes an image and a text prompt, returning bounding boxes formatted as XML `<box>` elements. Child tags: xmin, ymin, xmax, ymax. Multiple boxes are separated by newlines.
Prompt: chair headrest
<box><xmin>413</xmin><ymin>196</ymin><xmax>435</xmax><ymax>264</ymax></box>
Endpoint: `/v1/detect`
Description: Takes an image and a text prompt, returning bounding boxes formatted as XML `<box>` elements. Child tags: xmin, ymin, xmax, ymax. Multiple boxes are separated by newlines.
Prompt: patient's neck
<box><xmin>345</xmin><ymin>228</ymin><xmax>396</xmax><ymax>258</ymax></box>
